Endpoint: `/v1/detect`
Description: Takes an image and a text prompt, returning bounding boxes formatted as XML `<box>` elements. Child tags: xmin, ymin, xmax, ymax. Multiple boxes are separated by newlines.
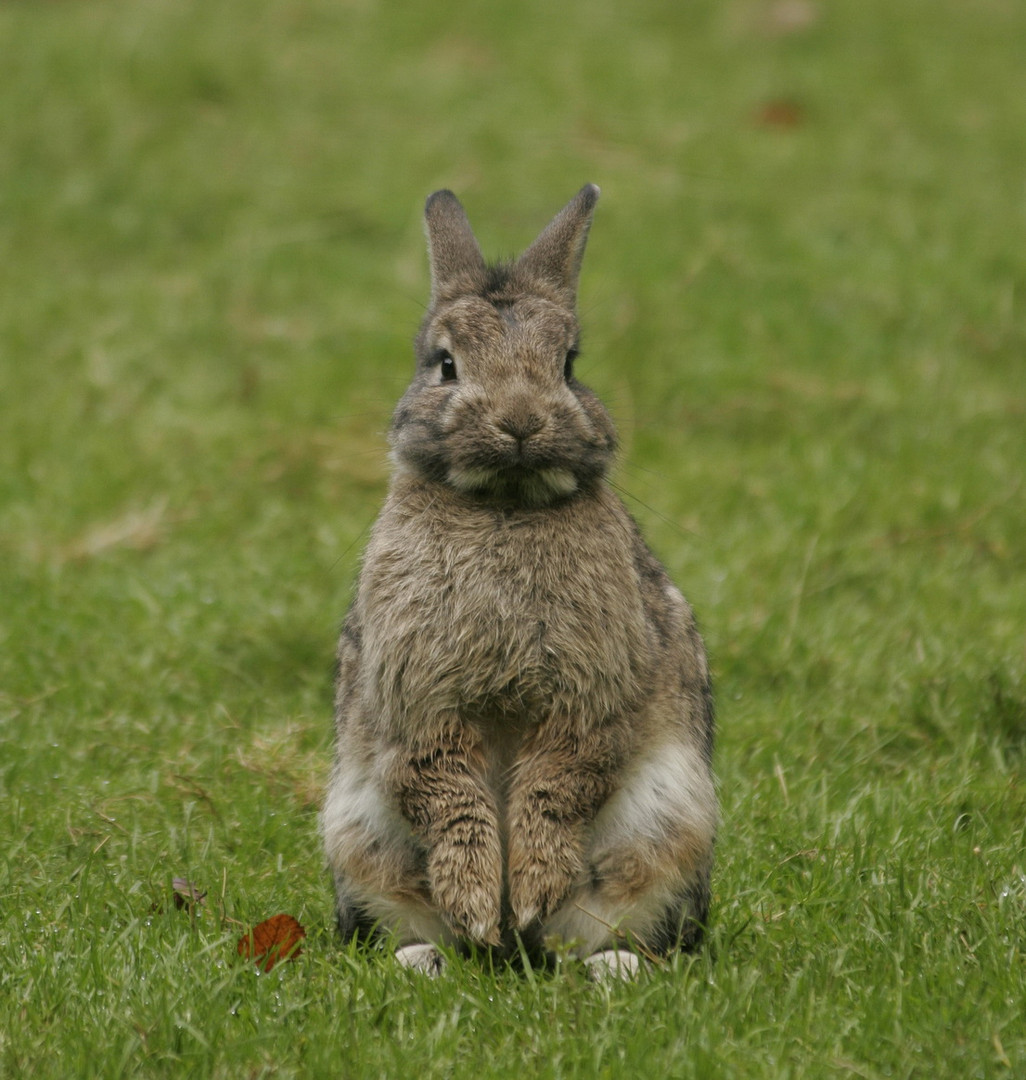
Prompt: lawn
<box><xmin>2</xmin><ymin>0</ymin><xmax>1025</xmax><ymax>1076</ymax></box>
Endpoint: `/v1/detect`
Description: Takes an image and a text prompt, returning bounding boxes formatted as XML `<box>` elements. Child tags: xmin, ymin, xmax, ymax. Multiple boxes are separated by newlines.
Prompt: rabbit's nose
<box><xmin>497</xmin><ymin>410</ymin><xmax>545</xmax><ymax>441</ymax></box>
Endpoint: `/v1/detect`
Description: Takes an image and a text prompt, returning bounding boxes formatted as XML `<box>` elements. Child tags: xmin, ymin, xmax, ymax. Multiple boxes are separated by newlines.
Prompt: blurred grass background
<box><xmin>2</xmin><ymin>0</ymin><xmax>1025</xmax><ymax>1076</ymax></box>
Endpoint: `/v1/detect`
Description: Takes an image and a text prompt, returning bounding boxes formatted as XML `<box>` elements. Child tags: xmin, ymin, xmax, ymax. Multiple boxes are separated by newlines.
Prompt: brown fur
<box><xmin>321</xmin><ymin>186</ymin><xmax>717</xmax><ymax>967</ymax></box>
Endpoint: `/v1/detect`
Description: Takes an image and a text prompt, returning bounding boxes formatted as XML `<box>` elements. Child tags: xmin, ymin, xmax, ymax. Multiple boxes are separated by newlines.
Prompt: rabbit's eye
<box><xmin>436</xmin><ymin>349</ymin><xmax>458</xmax><ymax>383</ymax></box>
<box><xmin>563</xmin><ymin>347</ymin><xmax>579</xmax><ymax>383</ymax></box>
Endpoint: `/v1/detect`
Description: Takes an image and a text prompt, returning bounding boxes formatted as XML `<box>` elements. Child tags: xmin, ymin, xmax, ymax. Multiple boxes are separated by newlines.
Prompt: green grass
<box><xmin>2</xmin><ymin>0</ymin><xmax>1025</xmax><ymax>1076</ymax></box>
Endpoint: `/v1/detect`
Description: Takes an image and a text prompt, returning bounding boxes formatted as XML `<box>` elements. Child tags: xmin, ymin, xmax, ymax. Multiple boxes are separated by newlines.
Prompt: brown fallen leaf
<box><xmin>754</xmin><ymin>99</ymin><xmax>807</xmax><ymax>129</ymax></box>
<box><xmin>237</xmin><ymin>914</ymin><xmax>306</xmax><ymax>972</ymax></box>
<box><xmin>172</xmin><ymin>878</ymin><xmax>207</xmax><ymax>912</ymax></box>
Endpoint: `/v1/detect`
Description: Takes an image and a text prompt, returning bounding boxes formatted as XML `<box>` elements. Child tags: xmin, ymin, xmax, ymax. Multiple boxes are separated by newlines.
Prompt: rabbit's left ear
<box><xmin>516</xmin><ymin>184</ymin><xmax>600</xmax><ymax>306</ymax></box>
<box><xmin>424</xmin><ymin>190</ymin><xmax>486</xmax><ymax>300</ymax></box>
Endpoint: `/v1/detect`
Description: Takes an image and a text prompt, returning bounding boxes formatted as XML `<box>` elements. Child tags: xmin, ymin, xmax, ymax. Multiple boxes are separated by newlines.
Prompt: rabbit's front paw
<box><xmin>508</xmin><ymin>832</ymin><xmax>581</xmax><ymax>930</ymax></box>
<box><xmin>428</xmin><ymin>836</ymin><xmax>502</xmax><ymax>945</ymax></box>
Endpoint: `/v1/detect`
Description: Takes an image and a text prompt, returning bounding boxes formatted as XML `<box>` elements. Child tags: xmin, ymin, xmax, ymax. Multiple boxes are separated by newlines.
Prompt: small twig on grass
<box><xmin>0</xmin><ymin>685</ymin><xmax>65</xmax><ymax>721</ymax></box>
<box><xmin>93</xmin><ymin>809</ymin><xmax>128</xmax><ymax>834</ymax></box>
<box><xmin>874</xmin><ymin>481</ymin><xmax>1022</xmax><ymax>550</ymax></box>
<box><xmin>571</xmin><ymin>904</ymin><xmax>665</xmax><ymax>966</ymax></box>
<box><xmin>168</xmin><ymin>774</ymin><xmax>224</xmax><ymax>825</ymax></box>
<box><xmin>777</xmin><ymin>849</ymin><xmax>819</xmax><ymax>866</ymax></box>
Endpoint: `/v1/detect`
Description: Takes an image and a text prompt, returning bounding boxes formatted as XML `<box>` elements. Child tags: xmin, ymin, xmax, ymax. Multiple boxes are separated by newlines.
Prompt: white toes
<box><xmin>394</xmin><ymin>942</ymin><xmax>643</xmax><ymax>980</ymax></box>
<box><xmin>394</xmin><ymin>943</ymin><xmax>446</xmax><ymax>976</ymax></box>
<box><xmin>583</xmin><ymin>948</ymin><xmax>643</xmax><ymax>981</ymax></box>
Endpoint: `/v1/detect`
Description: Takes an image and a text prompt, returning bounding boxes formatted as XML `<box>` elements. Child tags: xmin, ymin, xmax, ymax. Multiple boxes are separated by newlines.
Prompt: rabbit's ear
<box><xmin>425</xmin><ymin>190</ymin><xmax>486</xmax><ymax>299</ymax></box>
<box><xmin>516</xmin><ymin>184</ymin><xmax>600</xmax><ymax>305</ymax></box>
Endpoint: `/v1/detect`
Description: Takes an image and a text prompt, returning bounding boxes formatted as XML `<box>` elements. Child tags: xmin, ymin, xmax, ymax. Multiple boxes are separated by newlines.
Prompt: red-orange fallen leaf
<box><xmin>754</xmin><ymin>100</ymin><xmax>807</xmax><ymax>129</ymax></box>
<box><xmin>237</xmin><ymin>914</ymin><xmax>306</xmax><ymax>972</ymax></box>
<box><xmin>172</xmin><ymin>878</ymin><xmax>206</xmax><ymax>911</ymax></box>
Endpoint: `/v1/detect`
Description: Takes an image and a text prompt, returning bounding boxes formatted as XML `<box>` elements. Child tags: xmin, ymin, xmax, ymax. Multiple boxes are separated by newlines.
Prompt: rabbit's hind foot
<box><xmin>583</xmin><ymin>948</ymin><xmax>643</xmax><ymax>981</ymax></box>
<box><xmin>394</xmin><ymin>943</ymin><xmax>447</xmax><ymax>976</ymax></box>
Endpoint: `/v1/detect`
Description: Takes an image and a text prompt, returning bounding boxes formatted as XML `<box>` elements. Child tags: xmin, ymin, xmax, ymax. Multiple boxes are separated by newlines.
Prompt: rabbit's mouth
<box><xmin>447</xmin><ymin>463</ymin><xmax>579</xmax><ymax>505</ymax></box>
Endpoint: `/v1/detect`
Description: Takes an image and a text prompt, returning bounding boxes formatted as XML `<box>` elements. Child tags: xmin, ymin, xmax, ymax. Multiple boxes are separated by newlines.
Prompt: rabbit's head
<box><xmin>389</xmin><ymin>185</ymin><xmax>616</xmax><ymax>506</ymax></box>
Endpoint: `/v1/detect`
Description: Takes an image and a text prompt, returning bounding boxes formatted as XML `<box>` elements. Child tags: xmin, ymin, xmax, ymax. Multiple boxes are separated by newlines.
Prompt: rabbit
<box><xmin>320</xmin><ymin>185</ymin><xmax>717</xmax><ymax>976</ymax></box>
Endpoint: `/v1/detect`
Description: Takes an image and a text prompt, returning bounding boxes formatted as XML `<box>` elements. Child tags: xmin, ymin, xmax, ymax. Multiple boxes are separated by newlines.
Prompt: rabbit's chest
<box><xmin>363</xmin><ymin>496</ymin><xmax>650</xmax><ymax>716</ymax></box>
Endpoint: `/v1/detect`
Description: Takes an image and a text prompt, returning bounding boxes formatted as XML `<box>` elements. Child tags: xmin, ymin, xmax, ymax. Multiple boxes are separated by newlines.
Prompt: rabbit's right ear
<box><xmin>424</xmin><ymin>190</ymin><xmax>486</xmax><ymax>301</ymax></box>
<box><xmin>516</xmin><ymin>184</ymin><xmax>600</xmax><ymax>308</ymax></box>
